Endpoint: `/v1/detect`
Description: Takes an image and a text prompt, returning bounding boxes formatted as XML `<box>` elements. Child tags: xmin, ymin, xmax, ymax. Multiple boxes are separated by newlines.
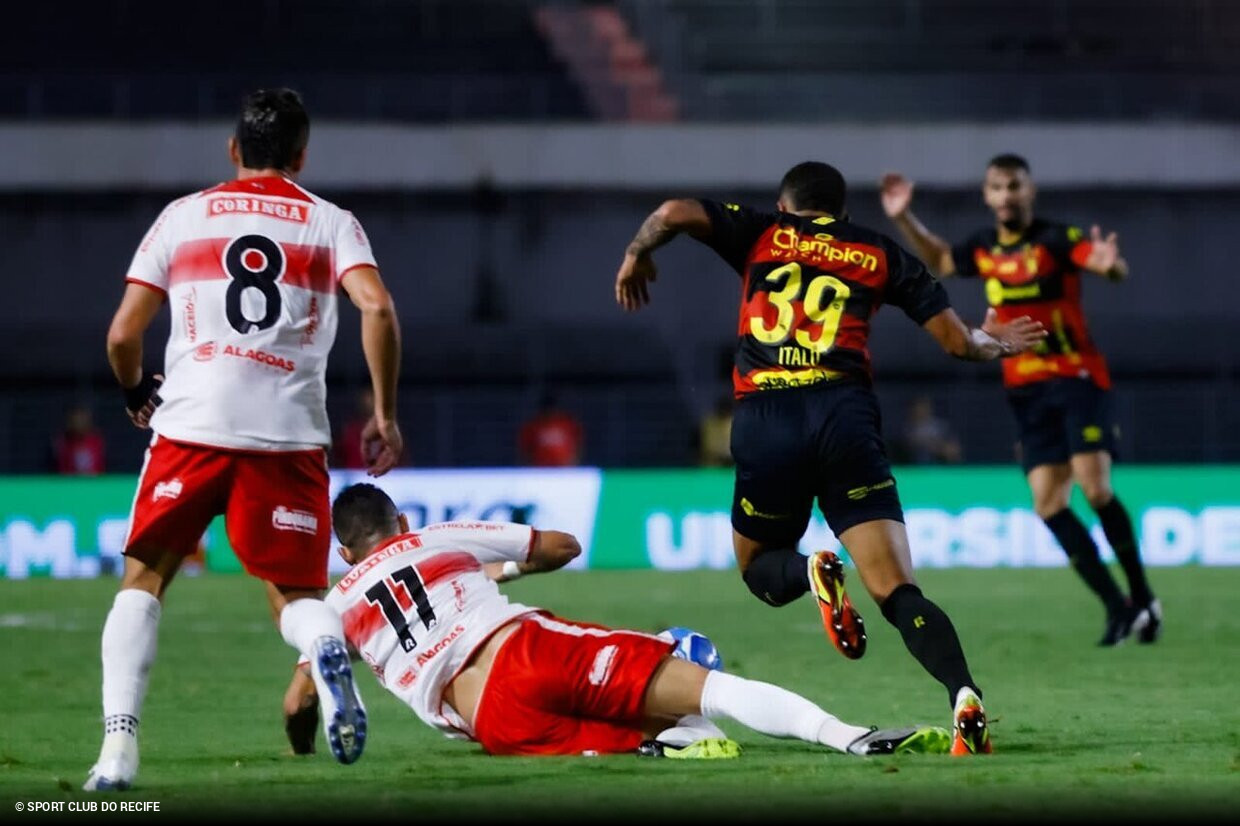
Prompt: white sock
<box><xmin>655</xmin><ymin>714</ymin><xmax>729</xmax><ymax>747</ymax></box>
<box><xmin>954</xmin><ymin>686</ymin><xmax>982</xmax><ymax>709</ymax></box>
<box><xmin>100</xmin><ymin>589</ymin><xmax>162</xmax><ymax>733</ymax></box>
<box><xmin>279</xmin><ymin>598</ymin><xmax>345</xmax><ymax>659</ymax></box>
<box><xmin>699</xmin><ymin>670</ymin><xmax>871</xmax><ymax>752</ymax></box>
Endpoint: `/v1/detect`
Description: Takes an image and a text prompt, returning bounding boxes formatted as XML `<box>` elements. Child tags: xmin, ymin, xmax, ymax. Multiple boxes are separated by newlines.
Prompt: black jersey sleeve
<box><xmin>1041</xmin><ymin>221</ymin><xmax>1088</xmax><ymax>269</ymax></box>
<box><xmin>886</xmin><ymin>239</ymin><xmax>953</xmax><ymax>325</ymax></box>
<box><xmin>696</xmin><ymin>199</ymin><xmax>776</xmax><ymax>274</ymax></box>
<box><xmin>949</xmin><ymin>229</ymin><xmax>989</xmax><ymax>278</ymax></box>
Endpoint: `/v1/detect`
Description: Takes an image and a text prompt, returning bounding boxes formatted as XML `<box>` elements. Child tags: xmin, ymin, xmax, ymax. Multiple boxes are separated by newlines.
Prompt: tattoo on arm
<box><xmin>627</xmin><ymin>211</ymin><xmax>678</xmax><ymax>257</ymax></box>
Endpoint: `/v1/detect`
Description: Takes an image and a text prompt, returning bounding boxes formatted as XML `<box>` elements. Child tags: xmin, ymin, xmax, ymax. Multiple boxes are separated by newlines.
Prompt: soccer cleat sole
<box><xmin>809</xmin><ymin>551</ymin><xmax>867</xmax><ymax>660</ymax></box>
<box><xmin>951</xmin><ymin>697</ymin><xmax>992</xmax><ymax>756</ymax></box>
<box><xmin>315</xmin><ymin>638</ymin><xmax>368</xmax><ymax>765</ymax></box>
<box><xmin>637</xmin><ymin>738</ymin><xmax>742</xmax><ymax>759</ymax></box>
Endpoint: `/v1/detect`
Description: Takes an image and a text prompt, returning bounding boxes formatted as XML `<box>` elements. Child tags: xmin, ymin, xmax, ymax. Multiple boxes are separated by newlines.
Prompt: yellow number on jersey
<box><xmin>749</xmin><ymin>263</ymin><xmax>851</xmax><ymax>353</ymax></box>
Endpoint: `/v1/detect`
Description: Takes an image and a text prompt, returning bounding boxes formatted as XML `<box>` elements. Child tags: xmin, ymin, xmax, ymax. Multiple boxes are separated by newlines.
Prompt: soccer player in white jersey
<box><xmin>85</xmin><ymin>89</ymin><xmax>403</xmax><ymax>790</ymax></box>
<box><xmin>282</xmin><ymin>484</ymin><xmax>951</xmax><ymax>759</ymax></box>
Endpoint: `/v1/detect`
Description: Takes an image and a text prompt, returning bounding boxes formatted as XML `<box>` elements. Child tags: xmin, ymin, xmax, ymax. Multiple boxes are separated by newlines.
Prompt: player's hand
<box><xmin>982</xmin><ymin>308</ymin><xmax>1046</xmax><ymax>356</ymax></box>
<box><xmin>361</xmin><ymin>414</ymin><xmax>403</xmax><ymax>477</ymax></box>
<box><xmin>1085</xmin><ymin>224</ymin><xmax>1125</xmax><ymax>279</ymax></box>
<box><xmin>879</xmin><ymin>173</ymin><xmax>914</xmax><ymax>218</ymax></box>
<box><xmin>615</xmin><ymin>251</ymin><xmax>657</xmax><ymax>311</ymax></box>
<box><xmin>123</xmin><ymin>373</ymin><xmax>164</xmax><ymax>429</ymax></box>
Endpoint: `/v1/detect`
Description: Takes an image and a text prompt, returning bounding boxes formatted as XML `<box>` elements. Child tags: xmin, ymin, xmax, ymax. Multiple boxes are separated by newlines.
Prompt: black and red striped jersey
<box><xmin>697</xmin><ymin>200</ymin><xmax>950</xmax><ymax>398</ymax></box>
<box><xmin>951</xmin><ymin>219</ymin><xmax>1110</xmax><ymax>390</ymax></box>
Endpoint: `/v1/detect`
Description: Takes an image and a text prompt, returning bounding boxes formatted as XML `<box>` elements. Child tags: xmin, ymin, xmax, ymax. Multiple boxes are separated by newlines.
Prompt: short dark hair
<box><xmin>235</xmin><ymin>88</ymin><xmax>310</xmax><ymax>171</ymax></box>
<box><xmin>987</xmin><ymin>153</ymin><xmax>1030</xmax><ymax>174</ymax></box>
<box><xmin>332</xmin><ymin>483</ymin><xmax>401</xmax><ymax>549</ymax></box>
<box><xmin>779</xmin><ymin>161</ymin><xmax>847</xmax><ymax>215</ymax></box>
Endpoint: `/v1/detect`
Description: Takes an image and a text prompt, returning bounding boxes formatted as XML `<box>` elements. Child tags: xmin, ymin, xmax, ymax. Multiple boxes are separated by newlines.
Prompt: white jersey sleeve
<box><xmin>333</xmin><ymin>211</ymin><xmax>377</xmax><ymax>280</ymax></box>
<box><xmin>125</xmin><ymin>197</ymin><xmax>188</xmax><ymax>293</ymax></box>
<box><xmin>327</xmin><ymin>524</ymin><xmax>542</xmax><ymax>741</ymax></box>
<box><xmin>416</xmin><ymin>521</ymin><xmax>535</xmax><ymax>563</ymax></box>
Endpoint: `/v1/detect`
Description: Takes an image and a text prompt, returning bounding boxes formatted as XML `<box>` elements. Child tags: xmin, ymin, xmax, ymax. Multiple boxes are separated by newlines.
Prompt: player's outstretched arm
<box><xmin>106</xmin><ymin>283</ymin><xmax>166</xmax><ymax>428</ymax></box>
<box><xmin>923</xmin><ymin>308</ymin><xmax>1047</xmax><ymax>362</ymax></box>
<box><xmin>879</xmin><ymin>173</ymin><xmax>957</xmax><ymax>277</ymax></box>
<box><xmin>615</xmin><ymin>199</ymin><xmax>712</xmax><ymax>311</ymax></box>
<box><xmin>488</xmin><ymin>530</ymin><xmax>582</xmax><ymax>582</ymax></box>
<box><xmin>342</xmin><ymin>266</ymin><xmax>403</xmax><ymax>477</ymax></box>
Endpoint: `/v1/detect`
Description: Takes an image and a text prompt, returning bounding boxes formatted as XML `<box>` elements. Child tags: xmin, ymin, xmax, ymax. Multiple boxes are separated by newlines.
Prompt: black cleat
<box><xmin>1132</xmin><ymin>599</ymin><xmax>1163</xmax><ymax>644</ymax></box>
<box><xmin>1098</xmin><ymin>603</ymin><xmax>1138</xmax><ymax>646</ymax></box>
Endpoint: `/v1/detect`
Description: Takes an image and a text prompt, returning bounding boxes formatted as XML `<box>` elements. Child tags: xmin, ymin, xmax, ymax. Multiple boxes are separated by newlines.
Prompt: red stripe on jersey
<box><xmin>168</xmin><ymin>239</ymin><xmax>228</xmax><ymax>286</ymax></box>
<box><xmin>167</xmin><ymin>238</ymin><xmax>335</xmax><ymax>294</ymax></box>
<box><xmin>280</xmin><ymin>245</ymin><xmax>336</xmax><ymax>294</ymax></box>
<box><xmin>417</xmin><ymin>551</ymin><xmax>483</xmax><ymax>588</ymax></box>
<box><xmin>341</xmin><ymin>601</ymin><xmax>386</xmax><ymax>650</ymax></box>
<box><xmin>125</xmin><ymin>277</ymin><xmax>167</xmax><ymax>298</ymax></box>
<box><xmin>202</xmin><ymin>176</ymin><xmax>315</xmax><ymax>203</ymax></box>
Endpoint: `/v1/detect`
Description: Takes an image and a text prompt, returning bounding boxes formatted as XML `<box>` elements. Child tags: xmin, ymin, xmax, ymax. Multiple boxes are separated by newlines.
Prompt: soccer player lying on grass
<box><xmin>282</xmin><ymin>483</ymin><xmax>950</xmax><ymax>759</ymax></box>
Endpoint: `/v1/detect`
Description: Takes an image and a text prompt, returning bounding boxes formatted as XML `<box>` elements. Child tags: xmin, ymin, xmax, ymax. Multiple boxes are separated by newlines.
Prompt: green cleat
<box><xmin>846</xmin><ymin>725</ymin><xmax>952</xmax><ymax>756</ymax></box>
<box><xmin>637</xmin><ymin>738</ymin><xmax>743</xmax><ymax>759</ymax></box>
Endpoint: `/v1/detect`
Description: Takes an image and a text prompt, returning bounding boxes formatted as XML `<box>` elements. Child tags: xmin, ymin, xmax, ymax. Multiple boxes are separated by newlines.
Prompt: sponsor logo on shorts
<box><xmin>152</xmin><ymin>478</ymin><xmax>183</xmax><ymax>502</ymax></box>
<box><xmin>846</xmin><ymin>478</ymin><xmax>895</xmax><ymax>501</ymax></box>
<box><xmin>272</xmin><ymin>506</ymin><xmax>319</xmax><ymax>535</ymax></box>
<box><xmin>739</xmin><ymin>497</ymin><xmax>787</xmax><ymax>520</ymax></box>
<box><xmin>588</xmin><ymin>644</ymin><xmax>618</xmax><ymax>686</ymax></box>
<box><xmin>1082</xmin><ymin>425</ymin><xmax>1103</xmax><ymax>443</ymax></box>
<box><xmin>194</xmin><ymin>341</ymin><xmax>217</xmax><ymax>362</ymax></box>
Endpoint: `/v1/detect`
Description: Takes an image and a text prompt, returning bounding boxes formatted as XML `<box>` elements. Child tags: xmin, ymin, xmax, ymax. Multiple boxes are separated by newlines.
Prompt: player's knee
<box><xmin>741</xmin><ymin>550</ymin><xmax>806</xmax><ymax>607</ymax></box>
<box><xmin>1081</xmin><ymin>484</ymin><xmax>1113</xmax><ymax>511</ymax></box>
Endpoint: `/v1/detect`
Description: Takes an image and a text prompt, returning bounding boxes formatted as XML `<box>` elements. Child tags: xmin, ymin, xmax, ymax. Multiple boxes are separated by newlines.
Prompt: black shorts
<box><xmin>1007</xmin><ymin>378</ymin><xmax>1118</xmax><ymax>472</ymax></box>
<box><xmin>730</xmin><ymin>380</ymin><xmax>903</xmax><ymax>546</ymax></box>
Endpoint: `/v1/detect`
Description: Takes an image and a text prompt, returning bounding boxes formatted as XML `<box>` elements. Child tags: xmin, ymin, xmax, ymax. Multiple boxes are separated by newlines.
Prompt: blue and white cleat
<box><xmin>310</xmin><ymin>636</ymin><xmax>367</xmax><ymax>764</ymax></box>
<box><xmin>83</xmin><ymin>733</ymin><xmax>138</xmax><ymax>791</ymax></box>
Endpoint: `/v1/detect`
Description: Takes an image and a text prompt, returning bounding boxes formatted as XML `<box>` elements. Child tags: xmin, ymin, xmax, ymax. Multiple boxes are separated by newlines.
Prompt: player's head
<box><xmin>983</xmin><ymin>153</ymin><xmax>1035</xmax><ymax>231</ymax></box>
<box><xmin>228</xmin><ymin>88</ymin><xmax>310</xmax><ymax>175</ymax></box>
<box><xmin>777</xmin><ymin>161</ymin><xmax>848</xmax><ymax>218</ymax></box>
<box><xmin>332</xmin><ymin>483</ymin><xmax>408</xmax><ymax>563</ymax></box>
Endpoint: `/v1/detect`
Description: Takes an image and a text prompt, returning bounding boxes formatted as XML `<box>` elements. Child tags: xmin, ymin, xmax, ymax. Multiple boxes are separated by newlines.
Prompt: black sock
<box><xmin>1043</xmin><ymin>508</ymin><xmax>1127</xmax><ymax>615</ymax></box>
<box><xmin>1095</xmin><ymin>496</ymin><xmax>1154</xmax><ymax>606</ymax></box>
<box><xmin>879</xmin><ymin>583</ymin><xmax>979</xmax><ymax>707</ymax></box>
<box><xmin>741</xmin><ymin>548</ymin><xmax>810</xmax><ymax>606</ymax></box>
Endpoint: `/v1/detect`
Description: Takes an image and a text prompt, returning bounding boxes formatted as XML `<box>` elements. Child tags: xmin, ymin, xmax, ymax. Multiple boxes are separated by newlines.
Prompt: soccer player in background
<box><xmin>282</xmin><ymin>483</ymin><xmax>952</xmax><ymax>759</ymax></box>
<box><xmin>86</xmin><ymin>88</ymin><xmax>403</xmax><ymax>790</ymax></box>
<box><xmin>613</xmin><ymin>161</ymin><xmax>1048</xmax><ymax>756</ymax></box>
<box><xmin>879</xmin><ymin>155</ymin><xmax>1161</xmax><ymax>646</ymax></box>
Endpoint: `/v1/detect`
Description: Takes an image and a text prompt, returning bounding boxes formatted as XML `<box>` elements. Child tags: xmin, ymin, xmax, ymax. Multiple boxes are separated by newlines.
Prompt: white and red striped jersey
<box><xmin>125</xmin><ymin>175</ymin><xmax>377</xmax><ymax>451</ymax></box>
<box><xmin>323</xmin><ymin>522</ymin><xmax>540</xmax><ymax>739</ymax></box>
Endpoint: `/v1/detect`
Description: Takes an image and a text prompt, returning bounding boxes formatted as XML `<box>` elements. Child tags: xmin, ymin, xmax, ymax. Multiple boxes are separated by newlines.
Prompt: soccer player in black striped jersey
<box><xmin>880</xmin><ymin>154</ymin><xmax>1161</xmax><ymax>647</ymax></box>
<box><xmin>614</xmin><ymin>161</ymin><xmax>1047</xmax><ymax>755</ymax></box>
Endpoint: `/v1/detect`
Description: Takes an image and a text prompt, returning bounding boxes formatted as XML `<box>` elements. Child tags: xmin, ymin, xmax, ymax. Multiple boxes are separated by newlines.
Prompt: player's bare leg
<box><xmin>840</xmin><ymin>519</ymin><xmax>989</xmax><ymax>754</ymax></box>
<box><xmin>269</xmin><ymin>582</ymin><xmax>367</xmax><ymax>764</ymax></box>
<box><xmin>1071</xmin><ymin>451</ymin><xmax>1160</xmax><ymax>642</ymax></box>
<box><xmin>1029</xmin><ymin>461</ymin><xmax>1131</xmax><ymax>644</ymax></box>
<box><xmin>84</xmin><ymin>551</ymin><xmax>183</xmax><ymax>791</ymax></box>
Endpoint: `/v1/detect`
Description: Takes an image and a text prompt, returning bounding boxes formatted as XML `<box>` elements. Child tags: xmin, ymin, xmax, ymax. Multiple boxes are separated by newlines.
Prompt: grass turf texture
<box><xmin>2</xmin><ymin>567</ymin><xmax>1238</xmax><ymax>824</ymax></box>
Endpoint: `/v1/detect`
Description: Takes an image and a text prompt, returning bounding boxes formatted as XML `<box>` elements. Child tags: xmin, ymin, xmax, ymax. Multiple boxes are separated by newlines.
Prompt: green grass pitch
<box><xmin>2</xmin><ymin>566</ymin><xmax>1238</xmax><ymax>823</ymax></box>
